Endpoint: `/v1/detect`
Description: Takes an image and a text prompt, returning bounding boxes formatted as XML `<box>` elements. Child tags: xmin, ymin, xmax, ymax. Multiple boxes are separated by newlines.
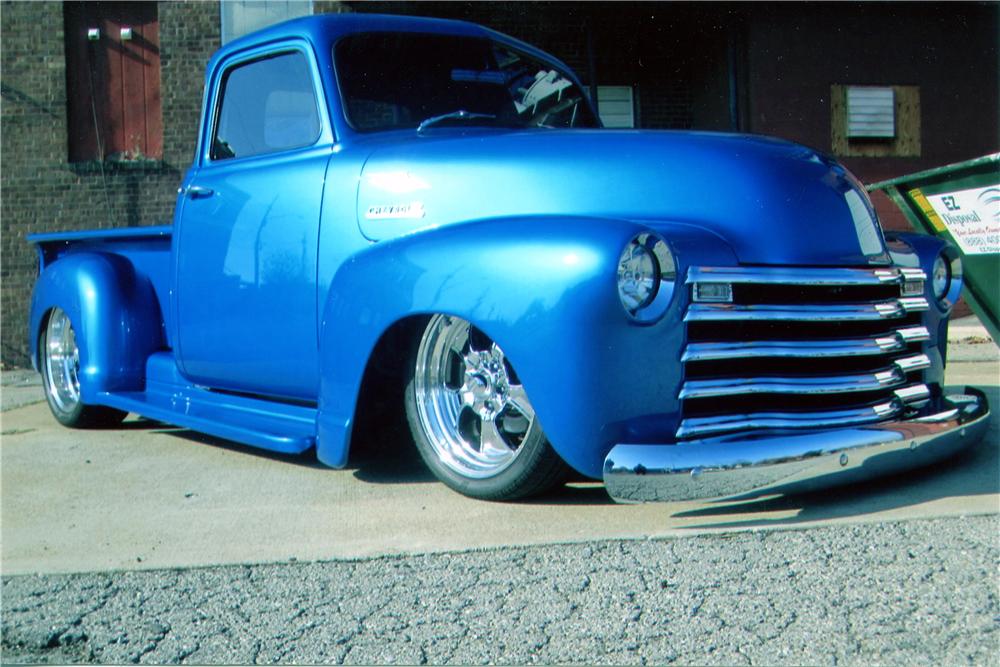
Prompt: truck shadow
<box><xmin>147</xmin><ymin>422</ymin><xmax>595</xmax><ymax>491</ymax></box>
<box><xmin>151</xmin><ymin>423</ymin><xmax>614</xmax><ymax>499</ymax></box>
<box><xmin>150</xmin><ymin>421</ymin><xmax>436</xmax><ymax>479</ymax></box>
<box><xmin>525</xmin><ymin>482</ymin><xmax>617</xmax><ymax>505</ymax></box>
<box><xmin>349</xmin><ymin>429</ymin><xmax>617</xmax><ymax>501</ymax></box>
<box><xmin>134</xmin><ymin>384</ymin><xmax>997</xmax><ymax>513</ymax></box>
<box><xmin>671</xmin><ymin>385</ymin><xmax>999</xmax><ymax>529</ymax></box>
<box><xmin>350</xmin><ymin>442</ymin><xmax>437</xmax><ymax>484</ymax></box>
<box><xmin>153</xmin><ymin>427</ymin><xmax>327</xmax><ymax>470</ymax></box>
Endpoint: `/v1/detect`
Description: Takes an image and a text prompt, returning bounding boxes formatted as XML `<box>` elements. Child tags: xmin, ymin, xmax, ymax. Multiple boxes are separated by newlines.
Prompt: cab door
<box><xmin>174</xmin><ymin>43</ymin><xmax>333</xmax><ymax>400</ymax></box>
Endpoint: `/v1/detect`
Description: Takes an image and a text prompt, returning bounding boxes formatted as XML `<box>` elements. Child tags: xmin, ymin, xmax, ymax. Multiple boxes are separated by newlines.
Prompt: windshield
<box><xmin>334</xmin><ymin>32</ymin><xmax>599</xmax><ymax>133</ymax></box>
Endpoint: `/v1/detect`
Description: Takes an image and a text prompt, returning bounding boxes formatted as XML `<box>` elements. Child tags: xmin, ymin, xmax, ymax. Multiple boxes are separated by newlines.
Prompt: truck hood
<box><xmin>356</xmin><ymin>129</ymin><xmax>888</xmax><ymax>266</ymax></box>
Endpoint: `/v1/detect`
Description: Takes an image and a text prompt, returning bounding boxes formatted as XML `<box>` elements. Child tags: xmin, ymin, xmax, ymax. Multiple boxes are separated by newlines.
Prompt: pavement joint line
<box><xmin>0</xmin><ymin>512</ymin><xmax>990</xmax><ymax>577</ymax></box>
<box><xmin>3</xmin><ymin>507</ymin><xmax>997</xmax><ymax>579</ymax></box>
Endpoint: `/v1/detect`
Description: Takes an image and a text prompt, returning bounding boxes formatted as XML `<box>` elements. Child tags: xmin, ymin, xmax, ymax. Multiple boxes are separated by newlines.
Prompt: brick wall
<box><xmin>743</xmin><ymin>3</ymin><xmax>999</xmax><ymax>232</ymax></box>
<box><xmin>0</xmin><ymin>1</ymin><xmax>220</xmax><ymax>367</ymax></box>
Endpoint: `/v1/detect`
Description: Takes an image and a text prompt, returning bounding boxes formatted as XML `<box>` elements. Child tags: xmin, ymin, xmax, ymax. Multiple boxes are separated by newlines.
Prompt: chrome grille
<box><xmin>679</xmin><ymin>266</ymin><xmax>931</xmax><ymax>440</ymax></box>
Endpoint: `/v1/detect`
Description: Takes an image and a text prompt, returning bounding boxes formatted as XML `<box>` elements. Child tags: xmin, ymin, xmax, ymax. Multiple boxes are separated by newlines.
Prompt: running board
<box><xmin>96</xmin><ymin>352</ymin><xmax>316</xmax><ymax>455</ymax></box>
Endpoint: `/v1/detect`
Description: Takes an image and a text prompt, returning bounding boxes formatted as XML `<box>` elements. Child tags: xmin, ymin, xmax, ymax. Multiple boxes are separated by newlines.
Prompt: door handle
<box><xmin>185</xmin><ymin>185</ymin><xmax>214</xmax><ymax>199</ymax></box>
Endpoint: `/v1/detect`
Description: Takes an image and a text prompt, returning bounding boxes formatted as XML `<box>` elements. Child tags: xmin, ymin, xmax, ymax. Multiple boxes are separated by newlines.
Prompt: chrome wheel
<box><xmin>413</xmin><ymin>315</ymin><xmax>538</xmax><ymax>479</ymax></box>
<box><xmin>44</xmin><ymin>307</ymin><xmax>82</xmax><ymax>416</ymax></box>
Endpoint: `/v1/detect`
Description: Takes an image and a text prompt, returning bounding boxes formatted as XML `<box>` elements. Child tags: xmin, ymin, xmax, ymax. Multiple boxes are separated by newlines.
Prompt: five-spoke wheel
<box><xmin>405</xmin><ymin>314</ymin><xmax>567</xmax><ymax>500</ymax></box>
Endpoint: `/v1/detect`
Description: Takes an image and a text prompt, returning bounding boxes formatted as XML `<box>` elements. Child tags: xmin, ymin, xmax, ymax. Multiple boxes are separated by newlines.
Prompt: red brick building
<box><xmin>2</xmin><ymin>1</ymin><xmax>996</xmax><ymax>366</ymax></box>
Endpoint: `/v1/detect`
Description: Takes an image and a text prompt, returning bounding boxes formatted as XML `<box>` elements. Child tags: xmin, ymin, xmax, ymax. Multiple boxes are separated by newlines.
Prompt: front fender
<box><xmin>29</xmin><ymin>252</ymin><xmax>164</xmax><ymax>400</ymax></box>
<box><xmin>316</xmin><ymin>216</ymin><xmax>733</xmax><ymax>478</ymax></box>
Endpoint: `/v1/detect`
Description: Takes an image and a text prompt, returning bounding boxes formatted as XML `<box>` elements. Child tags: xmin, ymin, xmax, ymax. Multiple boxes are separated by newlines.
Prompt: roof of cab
<box><xmin>215</xmin><ymin>12</ymin><xmax>492</xmax><ymax>62</ymax></box>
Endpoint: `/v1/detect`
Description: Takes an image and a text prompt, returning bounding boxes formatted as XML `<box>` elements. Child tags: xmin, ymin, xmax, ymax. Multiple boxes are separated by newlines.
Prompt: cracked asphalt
<box><xmin>3</xmin><ymin>515</ymin><xmax>998</xmax><ymax>665</ymax></box>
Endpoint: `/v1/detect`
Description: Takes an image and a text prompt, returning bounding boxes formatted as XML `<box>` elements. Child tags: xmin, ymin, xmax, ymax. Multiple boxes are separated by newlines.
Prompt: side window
<box><xmin>212</xmin><ymin>51</ymin><xmax>321</xmax><ymax>161</ymax></box>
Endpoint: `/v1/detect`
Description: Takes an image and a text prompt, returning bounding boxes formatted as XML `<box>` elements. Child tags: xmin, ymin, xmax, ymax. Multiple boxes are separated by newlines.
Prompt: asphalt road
<box><xmin>3</xmin><ymin>516</ymin><xmax>997</xmax><ymax>665</ymax></box>
<box><xmin>1</xmin><ymin>343</ymin><xmax>998</xmax><ymax>664</ymax></box>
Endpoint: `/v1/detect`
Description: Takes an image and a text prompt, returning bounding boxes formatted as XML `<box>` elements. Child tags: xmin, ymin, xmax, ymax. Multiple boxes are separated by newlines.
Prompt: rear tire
<box><xmin>404</xmin><ymin>314</ymin><xmax>568</xmax><ymax>500</ymax></box>
<box><xmin>40</xmin><ymin>308</ymin><xmax>127</xmax><ymax>428</ymax></box>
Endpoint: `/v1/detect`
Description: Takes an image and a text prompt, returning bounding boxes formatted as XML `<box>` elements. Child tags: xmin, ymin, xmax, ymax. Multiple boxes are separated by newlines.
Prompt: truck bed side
<box><xmin>28</xmin><ymin>226</ymin><xmax>174</xmax><ymax>351</ymax></box>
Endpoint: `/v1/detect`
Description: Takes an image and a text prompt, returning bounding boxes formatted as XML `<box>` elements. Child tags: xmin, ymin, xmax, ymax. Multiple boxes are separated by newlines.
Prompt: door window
<box><xmin>212</xmin><ymin>51</ymin><xmax>321</xmax><ymax>161</ymax></box>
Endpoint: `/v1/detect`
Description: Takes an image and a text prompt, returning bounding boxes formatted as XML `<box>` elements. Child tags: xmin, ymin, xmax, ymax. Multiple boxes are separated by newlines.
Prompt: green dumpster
<box><xmin>869</xmin><ymin>153</ymin><xmax>1000</xmax><ymax>345</ymax></box>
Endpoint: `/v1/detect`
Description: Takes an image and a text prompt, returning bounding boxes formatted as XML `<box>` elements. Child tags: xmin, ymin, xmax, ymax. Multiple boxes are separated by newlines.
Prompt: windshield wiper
<box><xmin>416</xmin><ymin>110</ymin><xmax>497</xmax><ymax>133</ymax></box>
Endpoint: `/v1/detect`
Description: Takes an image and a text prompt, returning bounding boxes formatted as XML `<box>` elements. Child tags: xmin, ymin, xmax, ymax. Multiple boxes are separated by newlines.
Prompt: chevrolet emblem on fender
<box><xmin>365</xmin><ymin>202</ymin><xmax>426</xmax><ymax>220</ymax></box>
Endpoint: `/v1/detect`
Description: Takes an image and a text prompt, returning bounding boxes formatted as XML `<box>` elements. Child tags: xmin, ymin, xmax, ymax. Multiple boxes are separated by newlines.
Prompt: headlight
<box><xmin>618</xmin><ymin>242</ymin><xmax>657</xmax><ymax>310</ymax></box>
<box><xmin>617</xmin><ymin>233</ymin><xmax>676</xmax><ymax>321</ymax></box>
<box><xmin>933</xmin><ymin>249</ymin><xmax>963</xmax><ymax>307</ymax></box>
<box><xmin>932</xmin><ymin>253</ymin><xmax>949</xmax><ymax>300</ymax></box>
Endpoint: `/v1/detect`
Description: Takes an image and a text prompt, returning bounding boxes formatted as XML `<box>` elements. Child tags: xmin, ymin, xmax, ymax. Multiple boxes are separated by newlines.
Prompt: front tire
<box><xmin>40</xmin><ymin>307</ymin><xmax>126</xmax><ymax>428</ymax></box>
<box><xmin>404</xmin><ymin>314</ymin><xmax>568</xmax><ymax>500</ymax></box>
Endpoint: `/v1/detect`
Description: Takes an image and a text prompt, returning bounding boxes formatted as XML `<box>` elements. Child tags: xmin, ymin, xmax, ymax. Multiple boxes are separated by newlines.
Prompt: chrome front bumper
<box><xmin>603</xmin><ymin>388</ymin><xmax>990</xmax><ymax>503</ymax></box>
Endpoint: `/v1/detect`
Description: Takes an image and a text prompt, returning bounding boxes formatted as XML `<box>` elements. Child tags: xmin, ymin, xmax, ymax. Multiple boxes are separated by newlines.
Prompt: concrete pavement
<box><xmin>2</xmin><ymin>351</ymin><xmax>997</xmax><ymax>576</ymax></box>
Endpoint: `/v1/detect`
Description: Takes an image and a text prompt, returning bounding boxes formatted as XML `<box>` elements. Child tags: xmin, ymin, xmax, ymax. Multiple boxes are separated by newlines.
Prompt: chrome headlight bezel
<box><xmin>617</xmin><ymin>232</ymin><xmax>677</xmax><ymax>323</ymax></box>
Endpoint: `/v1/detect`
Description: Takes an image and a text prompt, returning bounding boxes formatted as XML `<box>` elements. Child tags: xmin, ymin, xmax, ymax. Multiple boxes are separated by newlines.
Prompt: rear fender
<box><xmin>29</xmin><ymin>252</ymin><xmax>164</xmax><ymax>400</ymax></box>
<box><xmin>315</xmin><ymin>215</ymin><xmax>697</xmax><ymax>477</ymax></box>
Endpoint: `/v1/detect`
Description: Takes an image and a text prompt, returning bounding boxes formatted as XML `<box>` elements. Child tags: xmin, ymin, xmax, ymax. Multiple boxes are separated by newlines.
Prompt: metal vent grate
<box><xmin>847</xmin><ymin>86</ymin><xmax>895</xmax><ymax>138</ymax></box>
<box><xmin>597</xmin><ymin>86</ymin><xmax>635</xmax><ymax>128</ymax></box>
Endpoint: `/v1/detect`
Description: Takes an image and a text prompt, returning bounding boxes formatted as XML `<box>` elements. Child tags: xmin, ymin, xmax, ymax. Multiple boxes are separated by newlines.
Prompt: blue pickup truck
<box><xmin>29</xmin><ymin>14</ymin><xmax>989</xmax><ymax>502</ymax></box>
